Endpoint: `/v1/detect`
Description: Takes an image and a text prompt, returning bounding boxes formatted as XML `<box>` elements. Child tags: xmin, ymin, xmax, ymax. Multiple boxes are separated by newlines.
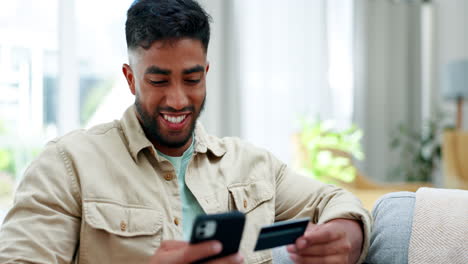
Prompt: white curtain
<box><xmin>353</xmin><ymin>0</ymin><xmax>423</xmax><ymax>182</ymax></box>
<box><xmin>200</xmin><ymin>0</ymin><xmax>355</xmax><ymax>164</ymax></box>
<box><xmin>234</xmin><ymin>0</ymin><xmax>331</xmax><ymax>163</ymax></box>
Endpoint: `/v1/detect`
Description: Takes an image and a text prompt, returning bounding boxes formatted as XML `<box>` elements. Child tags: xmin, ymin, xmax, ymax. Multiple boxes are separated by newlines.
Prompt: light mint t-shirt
<box><xmin>157</xmin><ymin>139</ymin><xmax>205</xmax><ymax>240</ymax></box>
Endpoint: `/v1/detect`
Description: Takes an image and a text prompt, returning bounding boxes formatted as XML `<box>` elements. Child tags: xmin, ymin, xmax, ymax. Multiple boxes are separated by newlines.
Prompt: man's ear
<box><xmin>122</xmin><ymin>63</ymin><xmax>136</xmax><ymax>95</ymax></box>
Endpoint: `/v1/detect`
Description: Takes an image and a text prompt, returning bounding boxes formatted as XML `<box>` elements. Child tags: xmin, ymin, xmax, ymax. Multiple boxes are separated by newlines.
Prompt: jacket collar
<box><xmin>120</xmin><ymin>106</ymin><xmax>152</xmax><ymax>161</ymax></box>
<box><xmin>120</xmin><ymin>105</ymin><xmax>226</xmax><ymax>161</ymax></box>
<box><xmin>193</xmin><ymin>121</ymin><xmax>227</xmax><ymax>157</ymax></box>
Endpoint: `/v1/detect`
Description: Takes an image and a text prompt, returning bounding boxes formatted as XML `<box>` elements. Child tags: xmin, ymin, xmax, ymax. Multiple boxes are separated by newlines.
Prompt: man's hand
<box><xmin>286</xmin><ymin>219</ymin><xmax>363</xmax><ymax>264</ymax></box>
<box><xmin>148</xmin><ymin>240</ymin><xmax>244</xmax><ymax>264</ymax></box>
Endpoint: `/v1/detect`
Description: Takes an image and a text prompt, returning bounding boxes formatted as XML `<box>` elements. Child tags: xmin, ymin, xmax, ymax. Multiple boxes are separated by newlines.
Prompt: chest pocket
<box><xmin>81</xmin><ymin>201</ymin><xmax>162</xmax><ymax>264</ymax></box>
<box><xmin>228</xmin><ymin>180</ymin><xmax>274</xmax><ymax>214</ymax></box>
<box><xmin>228</xmin><ymin>180</ymin><xmax>275</xmax><ymax>264</ymax></box>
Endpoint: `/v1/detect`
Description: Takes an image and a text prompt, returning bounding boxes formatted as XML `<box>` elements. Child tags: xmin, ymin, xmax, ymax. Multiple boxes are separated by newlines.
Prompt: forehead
<box><xmin>131</xmin><ymin>38</ymin><xmax>207</xmax><ymax>70</ymax></box>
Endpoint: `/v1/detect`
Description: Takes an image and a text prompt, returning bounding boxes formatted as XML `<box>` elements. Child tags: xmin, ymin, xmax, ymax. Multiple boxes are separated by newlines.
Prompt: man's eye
<box><xmin>185</xmin><ymin>79</ymin><xmax>200</xmax><ymax>84</ymax></box>
<box><xmin>150</xmin><ymin>80</ymin><xmax>168</xmax><ymax>85</ymax></box>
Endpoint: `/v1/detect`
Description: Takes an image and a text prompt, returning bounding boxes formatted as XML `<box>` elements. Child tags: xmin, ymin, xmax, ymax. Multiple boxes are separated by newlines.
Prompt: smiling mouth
<box><xmin>162</xmin><ymin>114</ymin><xmax>188</xmax><ymax>124</ymax></box>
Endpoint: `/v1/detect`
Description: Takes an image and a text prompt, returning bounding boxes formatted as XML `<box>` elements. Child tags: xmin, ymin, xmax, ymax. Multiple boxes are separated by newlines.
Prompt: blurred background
<box><xmin>1</xmin><ymin>0</ymin><xmax>468</xmax><ymax>217</ymax></box>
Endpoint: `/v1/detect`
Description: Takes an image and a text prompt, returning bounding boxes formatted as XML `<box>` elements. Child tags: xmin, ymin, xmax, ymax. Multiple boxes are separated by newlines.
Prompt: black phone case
<box><xmin>190</xmin><ymin>211</ymin><xmax>246</xmax><ymax>263</ymax></box>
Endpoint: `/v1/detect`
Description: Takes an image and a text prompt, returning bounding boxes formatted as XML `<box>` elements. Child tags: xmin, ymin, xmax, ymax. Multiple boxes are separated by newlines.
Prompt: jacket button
<box><xmin>164</xmin><ymin>173</ymin><xmax>175</xmax><ymax>181</ymax></box>
<box><xmin>174</xmin><ymin>217</ymin><xmax>180</xmax><ymax>226</ymax></box>
<box><xmin>120</xmin><ymin>221</ymin><xmax>127</xmax><ymax>232</ymax></box>
<box><xmin>243</xmin><ymin>199</ymin><xmax>248</xmax><ymax>209</ymax></box>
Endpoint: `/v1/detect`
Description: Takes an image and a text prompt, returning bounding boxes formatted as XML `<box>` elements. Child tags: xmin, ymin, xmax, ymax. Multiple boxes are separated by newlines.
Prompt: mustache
<box><xmin>157</xmin><ymin>106</ymin><xmax>195</xmax><ymax>113</ymax></box>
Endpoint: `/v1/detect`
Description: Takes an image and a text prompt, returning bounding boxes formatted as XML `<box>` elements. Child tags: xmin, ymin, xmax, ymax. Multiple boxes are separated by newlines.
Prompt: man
<box><xmin>0</xmin><ymin>0</ymin><xmax>371</xmax><ymax>263</ymax></box>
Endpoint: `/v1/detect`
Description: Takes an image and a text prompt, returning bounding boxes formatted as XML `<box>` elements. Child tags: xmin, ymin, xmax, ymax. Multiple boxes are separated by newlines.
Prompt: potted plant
<box><xmin>389</xmin><ymin>113</ymin><xmax>452</xmax><ymax>183</ymax></box>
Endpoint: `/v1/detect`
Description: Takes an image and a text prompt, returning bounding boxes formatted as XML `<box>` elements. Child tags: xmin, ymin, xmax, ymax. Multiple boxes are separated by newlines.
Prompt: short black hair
<box><xmin>125</xmin><ymin>0</ymin><xmax>211</xmax><ymax>52</ymax></box>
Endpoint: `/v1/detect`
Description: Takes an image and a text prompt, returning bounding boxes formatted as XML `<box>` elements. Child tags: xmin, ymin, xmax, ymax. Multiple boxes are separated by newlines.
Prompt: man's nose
<box><xmin>166</xmin><ymin>83</ymin><xmax>189</xmax><ymax>110</ymax></box>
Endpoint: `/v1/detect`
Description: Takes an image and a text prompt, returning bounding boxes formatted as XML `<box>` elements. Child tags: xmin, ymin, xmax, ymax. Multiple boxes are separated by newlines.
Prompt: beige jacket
<box><xmin>0</xmin><ymin>106</ymin><xmax>371</xmax><ymax>264</ymax></box>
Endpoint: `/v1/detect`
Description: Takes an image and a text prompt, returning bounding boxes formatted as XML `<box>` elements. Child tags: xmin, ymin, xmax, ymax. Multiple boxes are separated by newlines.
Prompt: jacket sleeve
<box><xmin>0</xmin><ymin>141</ymin><xmax>81</xmax><ymax>264</ymax></box>
<box><xmin>274</xmin><ymin>163</ymin><xmax>372</xmax><ymax>264</ymax></box>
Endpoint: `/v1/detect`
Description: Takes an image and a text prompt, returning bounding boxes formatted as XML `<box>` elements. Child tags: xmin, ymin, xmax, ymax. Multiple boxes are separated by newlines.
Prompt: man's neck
<box><xmin>153</xmin><ymin>137</ymin><xmax>193</xmax><ymax>157</ymax></box>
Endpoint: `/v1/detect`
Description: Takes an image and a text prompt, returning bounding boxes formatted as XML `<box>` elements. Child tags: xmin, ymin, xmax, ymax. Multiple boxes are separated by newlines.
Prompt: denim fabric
<box><xmin>272</xmin><ymin>247</ymin><xmax>292</xmax><ymax>264</ymax></box>
<box><xmin>364</xmin><ymin>192</ymin><xmax>415</xmax><ymax>264</ymax></box>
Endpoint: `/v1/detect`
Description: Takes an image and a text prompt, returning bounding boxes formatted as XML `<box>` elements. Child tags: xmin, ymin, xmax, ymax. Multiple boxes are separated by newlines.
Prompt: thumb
<box><xmin>304</xmin><ymin>222</ymin><xmax>318</xmax><ymax>234</ymax></box>
<box><xmin>178</xmin><ymin>241</ymin><xmax>222</xmax><ymax>263</ymax></box>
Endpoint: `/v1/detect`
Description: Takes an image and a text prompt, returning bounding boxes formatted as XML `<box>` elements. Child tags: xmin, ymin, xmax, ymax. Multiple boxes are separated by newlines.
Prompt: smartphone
<box><xmin>189</xmin><ymin>211</ymin><xmax>246</xmax><ymax>263</ymax></box>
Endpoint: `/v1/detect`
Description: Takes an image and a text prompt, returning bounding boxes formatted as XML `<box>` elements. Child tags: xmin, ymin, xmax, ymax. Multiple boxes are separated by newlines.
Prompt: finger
<box><xmin>302</xmin><ymin>224</ymin><xmax>345</xmax><ymax>245</ymax></box>
<box><xmin>287</xmin><ymin>237</ymin><xmax>352</xmax><ymax>256</ymax></box>
<box><xmin>204</xmin><ymin>253</ymin><xmax>244</xmax><ymax>264</ymax></box>
<box><xmin>283</xmin><ymin>223</ymin><xmax>318</xmax><ymax>252</ymax></box>
<box><xmin>179</xmin><ymin>241</ymin><xmax>222</xmax><ymax>263</ymax></box>
<box><xmin>159</xmin><ymin>240</ymin><xmax>188</xmax><ymax>250</ymax></box>
<box><xmin>289</xmin><ymin>253</ymin><xmax>348</xmax><ymax>264</ymax></box>
<box><xmin>286</xmin><ymin>225</ymin><xmax>345</xmax><ymax>253</ymax></box>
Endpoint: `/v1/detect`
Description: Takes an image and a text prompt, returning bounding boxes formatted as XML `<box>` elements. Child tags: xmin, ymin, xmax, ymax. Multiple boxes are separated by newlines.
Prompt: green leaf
<box><xmin>297</xmin><ymin>119</ymin><xmax>362</xmax><ymax>183</ymax></box>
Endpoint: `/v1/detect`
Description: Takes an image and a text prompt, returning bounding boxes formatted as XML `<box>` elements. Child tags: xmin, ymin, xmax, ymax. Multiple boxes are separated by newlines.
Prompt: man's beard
<box><xmin>134</xmin><ymin>95</ymin><xmax>206</xmax><ymax>149</ymax></box>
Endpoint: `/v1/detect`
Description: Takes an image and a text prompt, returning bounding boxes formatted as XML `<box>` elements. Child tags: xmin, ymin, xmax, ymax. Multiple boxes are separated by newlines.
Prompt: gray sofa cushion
<box><xmin>364</xmin><ymin>191</ymin><xmax>415</xmax><ymax>264</ymax></box>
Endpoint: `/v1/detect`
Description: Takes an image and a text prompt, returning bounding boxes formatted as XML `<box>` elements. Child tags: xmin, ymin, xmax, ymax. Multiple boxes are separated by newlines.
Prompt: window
<box><xmin>0</xmin><ymin>0</ymin><xmax>58</xmax><ymax>218</ymax></box>
<box><xmin>0</xmin><ymin>0</ymin><xmax>134</xmax><ymax>221</ymax></box>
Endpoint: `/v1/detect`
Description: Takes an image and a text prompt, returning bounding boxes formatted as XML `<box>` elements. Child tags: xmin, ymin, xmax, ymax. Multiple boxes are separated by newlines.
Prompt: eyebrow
<box><xmin>144</xmin><ymin>65</ymin><xmax>205</xmax><ymax>76</ymax></box>
<box><xmin>145</xmin><ymin>66</ymin><xmax>171</xmax><ymax>75</ymax></box>
<box><xmin>183</xmin><ymin>65</ymin><xmax>205</xmax><ymax>74</ymax></box>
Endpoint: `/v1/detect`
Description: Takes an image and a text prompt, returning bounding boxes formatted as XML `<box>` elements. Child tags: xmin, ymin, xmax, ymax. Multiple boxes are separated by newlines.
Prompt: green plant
<box><xmin>0</xmin><ymin>120</ymin><xmax>14</xmax><ymax>198</ymax></box>
<box><xmin>0</xmin><ymin>148</ymin><xmax>13</xmax><ymax>173</ymax></box>
<box><xmin>0</xmin><ymin>119</ymin><xmax>42</xmax><ymax>180</ymax></box>
<box><xmin>0</xmin><ymin>120</ymin><xmax>14</xmax><ymax>175</ymax></box>
<box><xmin>389</xmin><ymin>114</ymin><xmax>452</xmax><ymax>182</ymax></box>
<box><xmin>298</xmin><ymin>120</ymin><xmax>364</xmax><ymax>184</ymax></box>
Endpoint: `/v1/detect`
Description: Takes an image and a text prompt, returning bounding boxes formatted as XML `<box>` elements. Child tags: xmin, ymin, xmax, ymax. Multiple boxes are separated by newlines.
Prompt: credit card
<box><xmin>254</xmin><ymin>217</ymin><xmax>310</xmax><ymax>251</ymax></box>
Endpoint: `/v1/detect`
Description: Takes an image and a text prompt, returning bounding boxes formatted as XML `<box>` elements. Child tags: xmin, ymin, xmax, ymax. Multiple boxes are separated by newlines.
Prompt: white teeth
<box><xmin>163</xmin><ymin>114</ymin><xmax>186</xmax><ymax>124</ymax></box>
